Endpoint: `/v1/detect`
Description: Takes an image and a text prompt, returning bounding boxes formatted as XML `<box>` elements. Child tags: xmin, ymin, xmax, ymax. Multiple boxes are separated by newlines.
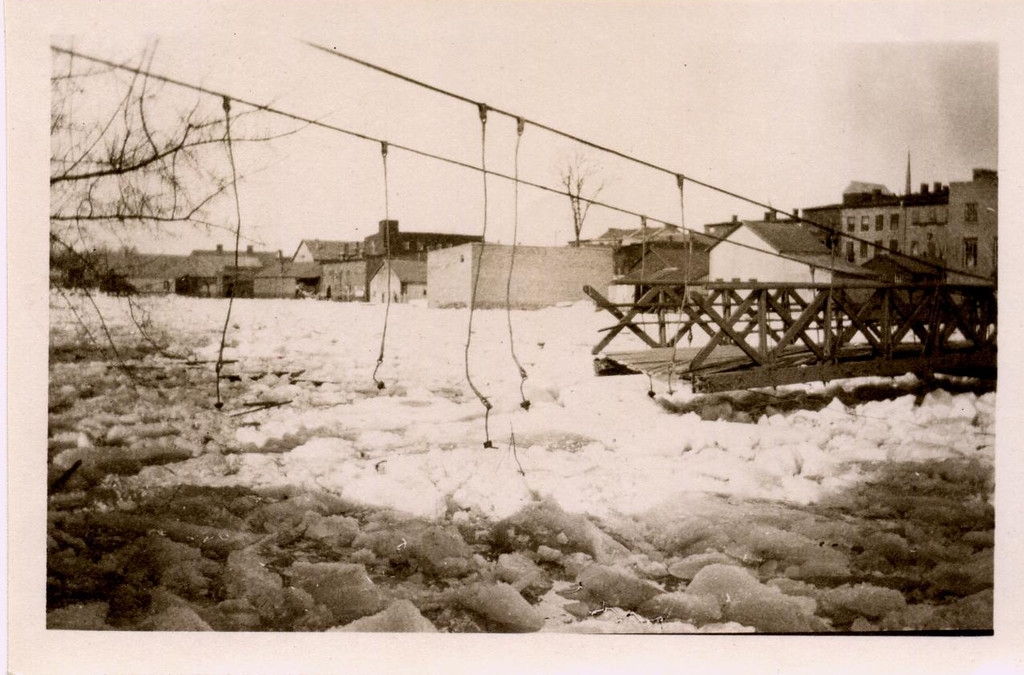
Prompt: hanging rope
<box><xmin>214</xmin><ymin>96</ymin><xmax>243</xmax><ymax>410</ymax></box>
<box><xmin>667</xmin><ymin>174</ymin><xmax>689</xmax><ymax>396</ymax></box>
<box><xmin>639</xmin><ymin>215</ymin><xmax>655</xmax><ymax>398</ymax></box>
<box><xmin>506</xmin><ymin>117</ymin><xmax>530</xmax><ymax>410</ymax></box>
<box><xmin>465</xmin><ymin>103</ymin><xmax>494</xmax><ymax>448</ymax></box>
<box><xmin>372</xmin><ymin>141</ymin><xmax>393</xmax><ymax>390</ymax></box>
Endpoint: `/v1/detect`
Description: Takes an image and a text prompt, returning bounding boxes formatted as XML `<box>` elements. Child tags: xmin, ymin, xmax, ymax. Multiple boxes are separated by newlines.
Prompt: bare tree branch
<box><xmin>560</xmin><ymin>152</ymin><xmax>605</xmax><ymax>246</ymax></box>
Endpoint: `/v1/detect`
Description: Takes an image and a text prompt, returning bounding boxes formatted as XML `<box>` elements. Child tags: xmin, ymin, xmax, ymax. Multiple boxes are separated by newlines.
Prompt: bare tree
<box><xmin>49</xmin><ymin>43</ymin><xmax>300</xmax><ymax>365</ymax></box>
<box><xmin>560</xmin><ymin>152</ymin><xmax>604</xmax><ymax>246</ymax></box>
<box><xmin>49</xmin><ymin>44</ymin><xmax>277</xmax><ymax>256</ymax></box>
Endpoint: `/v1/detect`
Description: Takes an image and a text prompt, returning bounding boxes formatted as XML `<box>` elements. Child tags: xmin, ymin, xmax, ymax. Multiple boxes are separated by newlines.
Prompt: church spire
<box><xmin>905</xmin><ymin>151</ymin><xmax>912</xmax><ymax>196</ymax></box>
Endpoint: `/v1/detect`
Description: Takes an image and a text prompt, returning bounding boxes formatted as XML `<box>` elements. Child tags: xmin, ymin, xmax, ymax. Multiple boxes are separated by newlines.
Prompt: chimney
<box><xmin>246</xmin><ymin>244</ymin><xmax>254</xmax><ymax>253</ymax></box>
<box><xmin>732</xmin><ymin>215</ymin><xmax>738</xmax><ymax>223</ymax></box>
<box><xmin>920</xmin><ymin>183</ymin><xmax>929</xmax><ymax>195</ymax></box>
<box><xmin>764</xmin><ymin>211</ymin><xmax>775</xmax><ymax>221</ymax></box>
<box><xmin>933</xmin><ymin>182</ymin><xmax>942</xmax><ymax>193</ymax></box>
<box><xmin>216</xmin><ymin>244</ymin><xmax>223</xmax><ymax>253</ymax></box>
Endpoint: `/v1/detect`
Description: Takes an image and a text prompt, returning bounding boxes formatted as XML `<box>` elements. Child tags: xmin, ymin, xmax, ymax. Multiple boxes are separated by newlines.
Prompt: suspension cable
<box><xmin>506</xmin><ymin>117</ymin><xmax>531</xmax><ymax>410</ymax></box>
<box><xmin>214</xmin><ymin>96</ymin><xmax>244</xmax><ymax>410</ymax></box>
<box><xmin>53</xmin><ymin>44</ymin><xmax>993</xmax><ymax>283</ymax></box>
<box><xmin>301</xmin><ymin>40</ymin><xmax>988</xmax><ymax>282</ymax></box>
<box><xmin>372</xmin><ymin>141</ymin><xmax>393</xmax><ymax>390</ymax></box>
<box><xmin>465</xmin><ymin>104</ymin><xmax>494</xmax><ymax>448</ymax></box>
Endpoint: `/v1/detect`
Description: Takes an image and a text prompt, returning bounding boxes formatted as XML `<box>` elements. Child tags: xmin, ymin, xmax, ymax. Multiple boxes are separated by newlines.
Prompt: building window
<box><xmin>890</xmin><ymin>213</ymin><xmax>899</xmax><ymax>229</ymax></box>
<box><xmin>910</xmin><ymin>241</ymin><xmax>919</xmax><ymax>256</ymax></box>
<box><xmin>846</xmin><ymin>217</ymin><xmax>855</xmax><ymax>232</ymax></box>
<box><xmin>860</xmin><ymin>215</ymin><xmax>870</xmax><ymax>231</ymax></box>
<box><xmin>965</xmin><ymin>202</ymin><xmax>978</xmax><ymax>222</ymax></box>
<box><xmin>875</xmin><ymin>215</ymin><xmax>884</xmax><ymax>231</ymax></box>
<box><xmin>889</xmin><ymin>239</ymin><xmax>899</xmax><ymax>253</ymax></box>
<box><xmin>404</xmin><ymin>241</ymin><xmax>411</xmax><ymax>251</ymax></box>
<box><xmin>938</xmin><ymin>206</ymin><xmax>947</xmax><ymax>223</ymax></box>
<box><xmin>964</xmin><ymin>238</ymin><xmax>978</xmax><ymax>268</ymax></box>
<box><xmin>846</xmin><ymin>241</ymin><xmax>855</xmax><ymax>262</ymax></box>
<box><xmin>859</xmin><ymin>240</ymin><xmax>868</xmax><ymax>258</ymax></box>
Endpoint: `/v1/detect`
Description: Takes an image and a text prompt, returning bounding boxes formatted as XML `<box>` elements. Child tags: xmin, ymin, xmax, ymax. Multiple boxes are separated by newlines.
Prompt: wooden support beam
<box><xmin>689</xmin><ymin>291</ymin><xmax>765</xmax><ymax>368</ymax></box>
<box><xmin>585</xmin><ymin>285</ymin><xmax>662</xmax><ymax>355</ymax></box>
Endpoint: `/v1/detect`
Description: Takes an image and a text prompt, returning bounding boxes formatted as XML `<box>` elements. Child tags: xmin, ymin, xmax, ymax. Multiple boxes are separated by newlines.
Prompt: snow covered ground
<box><xmin>46</xmin><ymin>291</ymin><xmax>995</xmax><ymax>633</ymax></box>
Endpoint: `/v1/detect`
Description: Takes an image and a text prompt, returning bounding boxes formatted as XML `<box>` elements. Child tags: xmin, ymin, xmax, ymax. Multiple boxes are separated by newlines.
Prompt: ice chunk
<box><xmin>456</xmin><ymin>581</ymin><xmax>544</xmax><ymax>632</ymax></box>
<box><xmin>332</xmin><ymin>600</ymin><xmax>437</xmax><ymax>632</ymax></box>
<box><xmin>638</xmin><ymin>592</ymin><xmax>722</xmax><ymax>625</ymax></box>
<box><xmin>496</xmin><ymin>553</ymin><xmax>552</xmax><ymax>595</ymax></box>
<box><xmin>686</xmin><ymin>564</ymin><xmax>823</xmax><ymax>632</ymax></box>
<box><xmin>667</xmin><ymin>552</ymin><xmax>740</xmax><ymax>581</ymax></box>
<box><xmin>575</xmin><ymin>564</ymin><xmax>662</xmax><ymax>610</ymax></box>
<box><xmin>286</xmin><ymin>561</ymin><xmax>386</xmax><ymax>625</ymax></box>
<box><xmin>818</xmin><ymin>583</ymin><xmax>907</xmax><ymax>625</ymax></box>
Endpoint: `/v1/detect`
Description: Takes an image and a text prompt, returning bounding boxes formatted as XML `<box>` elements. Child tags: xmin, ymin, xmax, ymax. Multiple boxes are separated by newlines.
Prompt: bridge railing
<box><xmin>585</xmin><ymin>281</ymin><xmax>997</xmax><ymax>392</ymax></box>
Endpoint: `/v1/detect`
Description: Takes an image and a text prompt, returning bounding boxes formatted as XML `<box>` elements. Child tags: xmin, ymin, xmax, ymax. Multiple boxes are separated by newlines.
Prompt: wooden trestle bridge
<box><xmin>585</xmin><ymin>281</ymin><xmax>997</xmax><ymax>393</ymax></box>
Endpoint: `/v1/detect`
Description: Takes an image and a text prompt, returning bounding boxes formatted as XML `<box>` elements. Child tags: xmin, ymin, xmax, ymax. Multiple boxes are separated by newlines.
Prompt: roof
<box><xmin>297</xmin><ymin>239</ymin><xmax>358</xmax><ymax>262</ymax></box>
<box><xmin>615</xmin><ymin>263</ymin><xmax>709</xmax><ymax>285</ymax></box>
<box><xmin>744</xmin><ymin>220</ymin><xmax>829</xmax><ymax>254</ymax></box>
<box><xmin>179</xmin><ymin>253</ymin><xmax>265</xmax><ymax>277</ymax></box>
<box><xmin>585</xmin><ymin>225</ymin><xmax>713</xmax><ymax>249</ymax></box>
<box><xmin>844</xmin><ymin>181</ymin><xmax>893</xmax><ymax>196</ymax></box>
<box><xmin>105</xmin><ymin>253</ymin><xmax>188</xmax><ymax>278</ymax></box>
<box><xmin>616</xmin><ymin>245</ymin><xmax>710</xmax><ymax>284</ymax></box>
<box><xmin>791</xmin><ymin>254</ymin><xmax>878</xmax><ymax>278</ymax></box>
<box><xmin>374</xmin><ymin>259</ymin><xmax>427</xmax><ymax>284</ymax></box>
<box><xmin>256</xmin><ymin>261</ymin><xmax>322</xmax><ymax>279</ymax></box>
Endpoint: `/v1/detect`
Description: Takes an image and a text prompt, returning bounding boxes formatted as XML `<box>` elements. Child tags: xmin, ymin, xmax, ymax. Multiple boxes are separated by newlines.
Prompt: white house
<box><xmin>708</xmin><ymin>218</ymin><xmax>870</xmax><ymax>284</ymax></box>
<box><xmin>368</xmin><ymin>259</ymin><xmax>428</xmax><ymax>305</ymax></box>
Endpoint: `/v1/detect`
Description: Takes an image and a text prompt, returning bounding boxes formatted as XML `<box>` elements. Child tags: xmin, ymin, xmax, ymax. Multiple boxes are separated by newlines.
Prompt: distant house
<box><xmin>293</xmin><ymin>239</ymin><xmax>360</xmax><ymax>265</ymax></box>
<box><xmin>580</xmin><ymin>224</ymin><xmax>713</xmax><ymax>302</ymax></box>
<box><xmin>103</xmin><ymin>251</ymin><xmax>188</xmax><ymax>294</ymax></box>
<box><xmin>368</xmin><ymin>259</ymin><xmax>428</xmax><ymax>304</ymax></box>
<box><xmin>428</xmin><ymin>243</ymin><xmax>614</xmax><ymax>309</ymax></box>
<box><xmin>254</xmin><ymin>261</ymin><xmax>322</xmax><ymax>298</ymax></box>
<box><xmin>610</xmin><ymin>244</ymin><xmax>711</xmax><ymax>303</ymax></box>
<box><xmin>293</xmin><ymin>239</ymin><xmax>366</xmax><ymax>301</ymax></box>
<box><xmin>176</xmin><ymin>245</ymin><xmax>278</xmax><ymax>297</ymax></box>
<box><xmin>708</xmin><ymin>214</ymin><xmax>873</xmax><ymax>284</ymax></box>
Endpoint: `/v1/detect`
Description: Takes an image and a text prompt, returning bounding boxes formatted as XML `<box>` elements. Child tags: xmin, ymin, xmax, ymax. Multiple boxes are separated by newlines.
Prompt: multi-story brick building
<box><xmin>946</xmin><ymin>169</ymin><xmax>997</xmax><ymax>281</ymax></box>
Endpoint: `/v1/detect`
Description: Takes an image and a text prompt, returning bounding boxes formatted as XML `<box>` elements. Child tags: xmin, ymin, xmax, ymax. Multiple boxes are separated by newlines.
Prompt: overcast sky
<box><xmin>48</xmin><ymin>2</ymin><xmax>1000</xmax><ymax>256</ymax></box>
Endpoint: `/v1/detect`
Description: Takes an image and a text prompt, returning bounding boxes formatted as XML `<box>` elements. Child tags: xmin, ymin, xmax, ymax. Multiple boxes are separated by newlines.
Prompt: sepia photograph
<box><xmin>8</xmin><ymin>0</ymin><xmax>1024</xmax><ymax>672</ymax></box>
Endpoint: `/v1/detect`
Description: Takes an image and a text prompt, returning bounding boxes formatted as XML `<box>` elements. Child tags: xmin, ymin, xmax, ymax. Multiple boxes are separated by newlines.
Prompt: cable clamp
<box><xmin>381</xmin><ymin>141</ymin><xmax>389</xmax><ymax>157</ymax></box>
<box><xmin>516</xmin><ymin>117</ymin><xmax>525</xmax><ymax>135</ymax></box>
<box><xmin>676</xmin><ymin>173</ymin><xmax>685</xmax><ymax>189</ymax></box>
<box><xmin>478</xmin><ymin>103</ymin><xmax>489</xmax><ymax>124</ymax></box>
<box><xmin>222</xmin><ymin>96</ymin><xmax>231</xmax><ymax>114</ymax></box>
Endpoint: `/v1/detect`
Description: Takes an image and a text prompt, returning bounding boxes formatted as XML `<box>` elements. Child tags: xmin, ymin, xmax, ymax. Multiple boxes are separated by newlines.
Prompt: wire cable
<box><xmin>372</xmin><ymin>141</ymin><xmax>392</xmax><ymax>390</ymax></box>
<box><xmin>301</xmin><ymin>40</ymin><xmax>991</xmax><ymax>283</ymax></box>
<box><xmin>53</xmin><ymin>44</ymin><xmax>994</xmax><ymax>283</ymax></box>
<box><xmin>465</xmin><ymin>104</ymin><xmax>494</xmax><ymax>448</ymax></box>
